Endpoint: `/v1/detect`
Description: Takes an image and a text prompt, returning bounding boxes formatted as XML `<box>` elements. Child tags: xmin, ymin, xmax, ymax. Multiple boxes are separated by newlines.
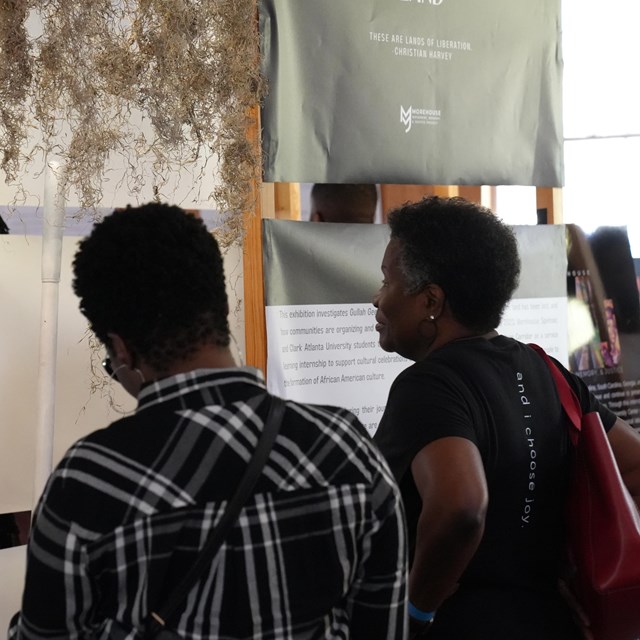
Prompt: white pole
<box><xmin>33</xmin><ymin>160</ymin><xmax>66</xmax><ymax>506</ymax></box>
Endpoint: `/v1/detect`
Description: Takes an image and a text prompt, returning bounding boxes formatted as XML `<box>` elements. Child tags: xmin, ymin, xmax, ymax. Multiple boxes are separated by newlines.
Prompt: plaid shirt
<box><xmin>9</xmin><ymin>368</ymin><xmax>407</xmax><ymax>640</ymax></box>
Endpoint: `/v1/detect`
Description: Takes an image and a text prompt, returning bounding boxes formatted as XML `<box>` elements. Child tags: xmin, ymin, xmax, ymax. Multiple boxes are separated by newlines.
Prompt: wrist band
<box><xmin>408</xmin><ymin>602</ymin><xmax>435</xmax><ymax>623</ymax></box>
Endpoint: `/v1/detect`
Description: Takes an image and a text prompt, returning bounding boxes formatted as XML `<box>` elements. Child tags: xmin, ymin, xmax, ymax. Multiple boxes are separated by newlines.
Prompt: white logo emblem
<box><xmin>400</xmin><ymin>105</ymin><xmax>412</xmax><ymax>133</ymax></box>
<box><xmin>400</xmin><ymin>104</ymin><xmax>442</xmax><ymax>133</ymax></box>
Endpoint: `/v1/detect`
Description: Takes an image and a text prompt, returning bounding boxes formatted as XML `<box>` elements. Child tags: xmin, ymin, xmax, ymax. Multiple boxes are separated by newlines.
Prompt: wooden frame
<box><xmin>242</xmin><ymin>180</ymin><xmax>564</xmax><ymax>373</ymax></box>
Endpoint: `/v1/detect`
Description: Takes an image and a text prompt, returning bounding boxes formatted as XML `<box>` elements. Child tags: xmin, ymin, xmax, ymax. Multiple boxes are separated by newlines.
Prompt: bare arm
<box><xmin>408</xmin><ymin>436</ymin><xmax>488</xmax><ymax>614</ymax></box>
<box><xmin>608</xmin><ymin>418</ymin><xmax>640</xmax><ymax>506</ymax></box>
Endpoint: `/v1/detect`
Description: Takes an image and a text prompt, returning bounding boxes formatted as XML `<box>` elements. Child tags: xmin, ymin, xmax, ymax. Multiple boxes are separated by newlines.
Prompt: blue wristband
<box><xmin>408</xmin><ymin>602</ymin><xmax>435</xmax><ymax>623</ymax></box>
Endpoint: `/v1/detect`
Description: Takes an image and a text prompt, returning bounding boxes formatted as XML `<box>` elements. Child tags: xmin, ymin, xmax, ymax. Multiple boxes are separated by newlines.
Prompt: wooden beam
<box><xmin>431</xmin><ymin>185</ymin><xmax>460</xmax><ymax>198</ymax></box>
<box><xmin>536</xmin><ymin>187</ymin><xmax>564</xmax><ymax>224</ymax></box>
<box><xmin>379</xmin><ymin>185</ymin><xmax>438</xmax><ymax>221</ymax></box>
<box><xmin>242</xmin><ymin>1</ymin><xmax>274</xmax><ymax>375</ymax></box>
<box><xmin>457</xmin><ymin>186</ymin><xmax>482</xmax><ymax>204</ymax></box>
<box><xmin>242</xmin><ymin>180</ymin><xmax>275</xmax><ymax>373</ymax></box>
<box><xmin>274</xmin><ymin>182</ymin><xmax>301</xmax><ymax>220</ymax></box>
<box><xmin>480</xmin><ymin>186</ymin><xmax>497</xmax><ymax>211</ymax></box>
<box><xmin>379</xmin><ymin>184</ymin><xmax>483</xmax><ymax>221</ymax></box>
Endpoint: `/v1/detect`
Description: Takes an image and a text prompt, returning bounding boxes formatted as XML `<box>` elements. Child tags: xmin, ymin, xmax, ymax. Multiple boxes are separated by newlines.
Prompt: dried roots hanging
<box><xmin>0</xmin><ymin>0</ymin><xmax>264</xmax><ymax>240</ymax></box>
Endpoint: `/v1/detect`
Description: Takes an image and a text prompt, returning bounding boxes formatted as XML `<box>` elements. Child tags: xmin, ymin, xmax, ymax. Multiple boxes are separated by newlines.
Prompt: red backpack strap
<box><xmin>528</xmin><ymin>343</ymin><xmax>581</xmax><ymax>446</ymax></box>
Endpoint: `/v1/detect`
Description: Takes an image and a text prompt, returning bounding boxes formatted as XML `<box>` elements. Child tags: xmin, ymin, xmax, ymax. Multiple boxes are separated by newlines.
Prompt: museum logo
<box><xmin>400</xmin><ymin>105</ymin><xmax>441</xmax><ymax>133</ymax></box>
<box><xmin>400</xmin><ymin>106</ymin><xmax>413</xmax><ymax>132</ymax></box>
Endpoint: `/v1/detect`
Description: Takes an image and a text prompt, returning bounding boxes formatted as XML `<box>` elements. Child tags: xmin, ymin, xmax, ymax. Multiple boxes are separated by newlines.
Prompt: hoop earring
<box><xmin>109</xmin><ymin>401</ymin><xmax>136</xmax><ymax>417</ymax></box>
<box><xmin>135</xmin><ymin>368</ymin><xmax>146</xmax><ymax>384</ymax></box>
<box><xmin>111</xmin><ymin>363</ymin><xmax>128</xmax><ymax>379</ymax></box>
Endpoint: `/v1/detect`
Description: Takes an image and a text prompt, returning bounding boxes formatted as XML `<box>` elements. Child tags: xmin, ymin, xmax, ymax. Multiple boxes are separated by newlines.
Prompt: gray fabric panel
<box><xmin>260</xmin><ymin>0</ymin><xmax>563</xmax><ymax>186</ymax></box>
<box><xmin>263</xmin><ymin>221</ymin><xmax>567</xmax><ymax>307</ymax></box>
<box><xmin>263</xmin><ymin>220</ymin><xmax>390</xmax><ymax>305</ymax></box>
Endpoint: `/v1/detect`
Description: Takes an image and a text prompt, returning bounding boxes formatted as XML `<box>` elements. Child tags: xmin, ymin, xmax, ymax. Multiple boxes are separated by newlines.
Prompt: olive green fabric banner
<box><xmin>260</xmin><ymin>0</ymin><xmax>563</xmax><ymax>186</ymax></box>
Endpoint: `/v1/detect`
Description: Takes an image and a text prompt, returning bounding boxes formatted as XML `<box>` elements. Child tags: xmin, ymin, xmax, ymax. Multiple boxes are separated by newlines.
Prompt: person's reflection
<box><xmin>310</xmin><ymin>184</ymin><xmax>377</xmax><ymax>223</ymax></box>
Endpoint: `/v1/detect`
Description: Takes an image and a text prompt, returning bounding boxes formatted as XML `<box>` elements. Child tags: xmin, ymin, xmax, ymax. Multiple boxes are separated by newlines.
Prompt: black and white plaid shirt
<box><xmin>9</xmin><ymin>368</ymin><xmax>407</xmax><ymax>640</ymax></box>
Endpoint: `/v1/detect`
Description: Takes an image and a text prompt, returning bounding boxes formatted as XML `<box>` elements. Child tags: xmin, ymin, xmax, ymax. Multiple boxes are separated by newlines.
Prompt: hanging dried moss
<box><xmin>0</xmin><ymin>0</ymin><xmax>264</xmax><ymax>240</ymax></box>
<box><xmin>0</xmin><ymin>0</ymin><xmax>32</xmax><ymax>181</ymax></box>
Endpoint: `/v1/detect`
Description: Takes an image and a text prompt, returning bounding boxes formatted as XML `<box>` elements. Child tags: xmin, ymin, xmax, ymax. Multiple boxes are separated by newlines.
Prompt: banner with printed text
<box><xmin>263</xmin><ymin>220</ymin><xmax>568</xmax><ymax>436</ymax></box>
<box><xmin>259</xmin><ymin>0</ymin><xmax>563</xmax><ymax>186</ymax></box>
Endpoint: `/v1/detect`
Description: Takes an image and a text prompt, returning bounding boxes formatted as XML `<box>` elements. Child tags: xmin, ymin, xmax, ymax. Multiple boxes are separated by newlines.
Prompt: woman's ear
<box><xmin>106</xmin><ymin>332</ymin><xmax>135</xmax><ymax>368</ymax></box>
<box><xmin>423</xmin><ymin>283</ymin><xmax>446</xmax><ymax>319</ymax></box>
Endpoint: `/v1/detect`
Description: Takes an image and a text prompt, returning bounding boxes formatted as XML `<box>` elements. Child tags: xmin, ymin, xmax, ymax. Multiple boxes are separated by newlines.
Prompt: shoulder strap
<box><xmin>148</xmin><ymin>393</ymin><xmax>286</xmax><ymax>634</ymax></box>
<box><xmin>528</xmin><ymin>343</ymin><xmax>582</xmax><ymax>444</ymax></box>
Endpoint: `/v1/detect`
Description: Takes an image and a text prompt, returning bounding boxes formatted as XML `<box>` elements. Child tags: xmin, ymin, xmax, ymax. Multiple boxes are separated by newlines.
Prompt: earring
<box><xmin>135</xmin><ymin>368</ymin><xmax>146</xmax><ymax>384</ymax></box>
<box><xmin>429</xmin><ymin>315</ymin><xmax>436</xmax><ymax>321</ymax></box>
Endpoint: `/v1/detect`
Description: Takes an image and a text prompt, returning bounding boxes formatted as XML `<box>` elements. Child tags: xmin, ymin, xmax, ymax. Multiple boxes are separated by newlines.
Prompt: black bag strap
<box><xmin>147</xmin><ymin>393</ymin><xmax>285</xmax><ymax>636</ymax></box>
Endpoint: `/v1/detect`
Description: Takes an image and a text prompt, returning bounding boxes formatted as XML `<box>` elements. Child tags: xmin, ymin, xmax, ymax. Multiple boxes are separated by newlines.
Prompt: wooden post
<box><xmin>274</xmin><ymin>182</ymin><xmax>301</xmax><ymax>220</ymax></box>
<box><xmin>242</xmin><ymin>94</ymin><xmax>274</xmax><ymax>372</ymax></box>
<box><xmin>241</xmin><ymin>2</ymin><xmax>274</xmax><ymax>374</ymax></box>
<box><xmin>242</xmin><ymin>182</ymin><xmax>274</xmax><ymax>373</ymax></box>
<box><xmin>379</xmin><ymin>185</ymin><xmax>439</xmax><ymax>221</ymax></box>
<box><xmin>536</xmin><ymin>187</ymin><xmax>564</xmax><ymax>224</ymax></box>
<box><xmin>457</xmin><ymin>186</ymin><xmax>482</xmax><ymax>204</ymax></box>
<box><xmin>480</xmin><ymin>186</ymin><xmax>497</xmax><ymax>211</ymax></box>
<box><xmin>379</xmin><ymin>184</ymin><xmax>483</xmax><ymax>221</ymax></box>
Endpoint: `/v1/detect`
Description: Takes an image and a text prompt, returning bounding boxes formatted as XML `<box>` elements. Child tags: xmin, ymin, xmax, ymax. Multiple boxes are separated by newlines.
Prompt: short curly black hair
<box><xmin>388</xmin><ymin>196</ymin><xmax>520</xmax><ymax>332</ymax></box>
<box><xmin>72</xmin><ymin>203</ymin><xmax>230</xmax><ymax>371</ymax></box>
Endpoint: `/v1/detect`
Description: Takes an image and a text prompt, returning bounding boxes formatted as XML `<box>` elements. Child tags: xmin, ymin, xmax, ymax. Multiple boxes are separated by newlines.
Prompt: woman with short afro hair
<box><xmin>72</xmin><ymin>202</ymin><xmax>231</xmax><ymax>379</ymax></box>
<box><xmin>10</xmin><ymin>202</ymin><xmax>408</xmax><ymax>640</ymax></box>
<box><xmin>373</xmin><ymin>196</ymin><xmax>640</xmax><ymax>639</ymax></box>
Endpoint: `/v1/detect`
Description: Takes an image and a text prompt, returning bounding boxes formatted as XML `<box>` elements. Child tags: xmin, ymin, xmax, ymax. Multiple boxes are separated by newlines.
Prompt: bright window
<box><xmin>561</xmin><ymin>1</ymin><xmax>640</xmax><ymax>256</ymax></box>
<box><xmin>493</xmin><ymin>3</ymin><xmax>640</xmax><ymax>257</ymax></box>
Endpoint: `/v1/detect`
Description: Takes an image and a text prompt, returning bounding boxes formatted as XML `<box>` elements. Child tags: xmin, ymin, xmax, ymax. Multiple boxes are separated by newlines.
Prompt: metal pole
<box><xmin>33</xmin><ymin>160</ymin><xmax>65</xmax><ymax>505</ymax></box>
